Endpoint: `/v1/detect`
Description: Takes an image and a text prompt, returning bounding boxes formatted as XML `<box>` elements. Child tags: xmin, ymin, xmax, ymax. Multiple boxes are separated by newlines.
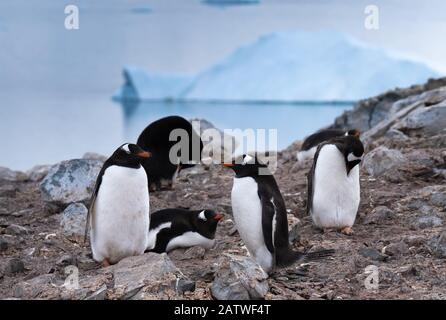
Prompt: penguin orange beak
<box><xmin>214</xmin><ymin>213</ymin><xmax>224</xmax><ymax>221</ymax></box>
<box><xmin>223</xmin><ymin>163</ymin><xmax>234</xmax><ymax>168</ymax></box>
<box><xmin>137</xmin><ymin>151</ymin><xmax>151</xmax><ymax>158</ymax></box>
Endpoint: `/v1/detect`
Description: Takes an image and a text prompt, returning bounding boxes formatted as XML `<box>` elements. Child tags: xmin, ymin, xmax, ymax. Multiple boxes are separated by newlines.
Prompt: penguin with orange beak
<box><xmin>224</xmin><ymin>154</ymin><xmax>333</xmax><ymax>273</ymax></box>
<box><xmin>85</xmin><ymin>143</ymin><xmax>152</xmax><ymax>267</ymax></box>
<box><xmin>146</xmin><ymin>209</ymin><xmax>224</xmax><ymax>253</ymax></box>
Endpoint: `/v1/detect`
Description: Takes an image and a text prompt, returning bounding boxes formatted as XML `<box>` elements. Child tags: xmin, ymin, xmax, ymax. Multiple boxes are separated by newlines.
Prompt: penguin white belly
<box><xmin>297</xmin><ymin>146</ymin><xmax>317</xmax><ymax>162</ymax></box>
<box><xmin>165</xmin><ymin>232</ymin><xmax>215</xmax><ymax>252</ymax></box>
<box><xmin>91</xmin><ymin>166</ymin><xmax>150</xmax><ymax>264</ymax></box>
<box><xmin>231</xmin><ymin>177</ymin><xmax>273</xmax><ymax>272</ymax></box>
<box><xmin>311</xmin><ymin>145</ymin><xmax>360</xmax><ymax>229</ymax></box>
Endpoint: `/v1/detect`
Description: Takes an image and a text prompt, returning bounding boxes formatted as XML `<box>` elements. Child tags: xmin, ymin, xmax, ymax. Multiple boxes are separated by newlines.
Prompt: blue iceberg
<box><xmin>113</xmin><ymin>31</ymin><xmax>440</xmax><ymax>102</ymax></box>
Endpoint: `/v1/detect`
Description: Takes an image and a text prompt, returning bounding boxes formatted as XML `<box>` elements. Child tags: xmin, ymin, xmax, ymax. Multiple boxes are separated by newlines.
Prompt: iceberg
<box><xmin>114</xmin><ymin>31</ymin><xmax>440</xmax><ymax>102</ymax></box>
<box><xmin>112</xmin><ymin>66</ymin><xmax>193</xmax><ymax>101</ymax></box>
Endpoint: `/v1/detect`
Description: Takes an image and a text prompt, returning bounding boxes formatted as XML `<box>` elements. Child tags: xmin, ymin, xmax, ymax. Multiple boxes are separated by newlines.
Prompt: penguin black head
<box><xmin>332</xmin><ymin>136</ymin><xmax>364</xmax><ymax>175</ymax></box>
<box><xmin>109</xmin><ymin>143</ymin><xmax>152</xmax><ymax>168</ymax></box>
<box><xmin>223</xmin><ymin>154</ymin><xmax>269</xmax><ymax>177</ymax></box>
<box><xmin>346</xmin><ymin>129</ymin><xmax>361</xmax><ymax>138</ymax></box>
<box><xmin>194</xmin><ymin>209</ymin><xmax>224</xmax><ymax>237</ymax></box>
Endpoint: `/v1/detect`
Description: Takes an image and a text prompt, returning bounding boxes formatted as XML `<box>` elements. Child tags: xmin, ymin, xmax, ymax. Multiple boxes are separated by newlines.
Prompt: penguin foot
<box><xmin>101</xmin><ymin>258</ymin><xmax>111</xmax><ymax>268</ymax></box>
<box><xmin>340</xmin><ymin>227</ymin><xmax>354</xmax><ymax>235</ymax></box>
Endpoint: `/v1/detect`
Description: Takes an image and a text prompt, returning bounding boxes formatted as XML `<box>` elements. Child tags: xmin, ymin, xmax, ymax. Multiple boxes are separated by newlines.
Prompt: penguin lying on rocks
<box><xmin>146</xmin><ymin>208</ymin><xmax>224</xmax><ymax>253</ymax></box>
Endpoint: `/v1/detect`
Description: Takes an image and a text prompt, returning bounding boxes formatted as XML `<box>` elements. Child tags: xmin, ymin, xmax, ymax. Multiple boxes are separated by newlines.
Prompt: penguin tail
<box><xmin>276</xmin><ymin>248</ymin><xmax>334</xmax><ymax>268</ymax></box>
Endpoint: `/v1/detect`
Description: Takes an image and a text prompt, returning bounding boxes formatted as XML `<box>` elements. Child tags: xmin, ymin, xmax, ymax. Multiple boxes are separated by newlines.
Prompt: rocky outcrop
<box><xmin>331</xmin><ymin>77</ymin><xmax>446</xmax><ymax>132</ymax></box>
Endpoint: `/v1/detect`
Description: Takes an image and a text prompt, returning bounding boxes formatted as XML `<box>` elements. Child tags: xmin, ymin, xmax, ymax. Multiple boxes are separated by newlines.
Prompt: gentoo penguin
<box><xmin>297</xmin><ymin>129</ymin><xmax>360</xmax><ymax>162</ymax></box>
<box><xmin>146</xmin><ymin>209</ymin><xmax>224</xmax><ymax>253</ymax></box>
<box><xmin>85</xmin><ymin>143</ymin><xmax>151</xmax><ymax>267</ymax></box>
<box><xmin>137</xmin><ymin>116</ymin><xmax>203</xmax><ymax>191</ymax></box>
<box><xmin>224</xmin><ymin>154</ymin><xmax>334</xmax><ymax>273</ymax></box>
<box><xmin>307</xmin><ymin>135</ymin><xmax>364</xmax><ymax>235</ymax></box>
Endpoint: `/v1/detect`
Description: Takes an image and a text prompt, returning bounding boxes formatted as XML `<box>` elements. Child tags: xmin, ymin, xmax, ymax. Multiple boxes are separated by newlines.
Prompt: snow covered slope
<box><xmin>114</xmin><ymin>32</ymin><xmax>440</xmax><ymax>102</ymax></box>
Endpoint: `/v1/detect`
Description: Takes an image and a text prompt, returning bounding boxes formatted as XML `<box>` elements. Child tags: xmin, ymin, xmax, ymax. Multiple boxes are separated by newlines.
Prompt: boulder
<box><xmin>13</xmin><ymin>274</ymin><xmax>56</xmax><ymax>298</ymax></box>
<box><xmin>363</xmin><ymin>146</ymin><xmax>407</xmax><ymax>177</ymax></box>
<box><xmin>39</xmin><ymin>159</ymin><xmax>103</xmax><ymax>208</ymax></box>
<box><xmin>428</xmin><ymin>232</ymin><xmax>446</xmax><ymax>258</ymax></box>
<box><xmin>60</xmin><ymin>203</ymin><xmax>88</xmax><ymax>237</ymax></box>
<box><xmin>394</xmin><ymin>102</ymin><xmax>446</xmax><ymax>136</ymax></box>
<box><xmin>211</xmin><ymin>254</ymin><xmax>269</xmax><ymax>300</ymax></box>
<box><xmin>363</xmin><ymin>206</ymin><xmax>394</xmax><ymax>225</ymax></box>
<box><xmin>413</xmin><ymin>216</ymin><xmax>443</xmax><ymax>230</ymax></box>
<box><xmin>111</xmin><ymin>252</ymin><xmax>180</xmax><ymax>299</ymax></box>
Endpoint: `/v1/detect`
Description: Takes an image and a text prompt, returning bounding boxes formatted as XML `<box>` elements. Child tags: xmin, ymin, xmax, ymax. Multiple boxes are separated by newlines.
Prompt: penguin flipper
<box><xmin>258</xmin><ymin>188</ymin><xmax>276</xmax><ymax>256</ymax></box>
<box><xmin>307</xmin><ymin>143</ymin><xmax>325</xmax><ymax>215</ymax></box>
<box><xmin>84</xmin><ymin>162</ymin><xmax>108</xmax><ymax>244</ymax></box>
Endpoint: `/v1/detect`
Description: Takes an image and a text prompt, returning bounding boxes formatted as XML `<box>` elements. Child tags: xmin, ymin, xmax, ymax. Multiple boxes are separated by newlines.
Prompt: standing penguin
<box><xmin>297</xmin><ymin>128</ymin><xmax>360</xmax><ymax>162</ymax></box>
<box><xmin>224</xmin><ymin>154</ymin><xmax>333</xmax><ymax>273</ymax></box>
<box><xmin>307</xmin><ymin>135</ymin><xmax>364</xmax><ymax>235</ymax></box>
<box><xmin>137</xmin><ymin>116</ymin><xmax>203</xmax><ymax>191</ymax></box>
<box><xmin>146</xmin><ymin>208</ymin><xmax>224</xmax><ymax>253</ymax></box>
<box><xmin>85</xmin><ymin>143</ymin><xmax>151</xmax><ymax>267</ymax></box>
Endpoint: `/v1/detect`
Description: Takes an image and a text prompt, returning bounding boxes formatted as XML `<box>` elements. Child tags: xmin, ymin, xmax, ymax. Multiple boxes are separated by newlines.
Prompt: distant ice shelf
<box><xmin>113</xmin><ymin>31</ymin><xmax>440</xmax><ymax>103</ymax></box>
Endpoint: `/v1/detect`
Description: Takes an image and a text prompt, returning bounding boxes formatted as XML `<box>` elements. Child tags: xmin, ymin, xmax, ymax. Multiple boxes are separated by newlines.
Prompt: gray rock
<box><xmin>5</xmin><ymin>224</ymin><xmax>29</xmax><ymax>236</ymax></box>
<box><xmin>430</xmin><ymin>192</ymin><xmax>446</xmax><ymax>208</ymax></box>
<box><xmin>211</xmin><ymin>254</ymin><xmax>269</xmax><ymax>300</ymax></box>
<box><xmin>383</xmin><ymin>242</ymin><xmax>409</xmax><ymax>257</ymax></box>
<box><xmin>13</xmin><ymin>274</ymin><xmax>56</xmax><ymax>298</ymax></box>
<box><xmin>363</xmin><ymin>206</ymin><xmax>394</xmax><ymax>225</ymax></box>
<box><xmin>0</xmin><ymin>237</ymin><xmax>9</xmax><ymax>251</ymax></box>
<box><xmin>26</xmin><ymin>165</ymin><xmax>50</xmax><ymax>182</ymax></box>
<box><xmin>56</xmin><ymin>254</ymin><xmax>78</xmax><ymax>267</ymax></box>
<box><xmin>60</xmin><ymin>203</ymin><xmax>88</xmax><ymax>237</ymax></box>
<box><xmin>359</xmin><ymin>248</ymin><xmax>387</xmax><ymax>261</ymax></box>
<box><xmin>4</xmin><ymin>258</ymin><xmax>25</xmax><ymax>275</ymax></box>
<box><xmin>363</xmin><ymin>146</ymin><xmax>407</xmax><ymax>177</ymax></box>
<box><xmin>428</xmin><ymin>232</ymin><xmax>446</xmax><ymax>258</ymax></box>
<box><xmin>39</xmin><ymin>159</ymin><xmax>103</xmax><ymax>208</ymax></box>
<box><xmin>85</xmin><ymin>284</ymin><xmax>108</xmax><ymax>300</ymax></box>
<box><xmin>173</xmin><ymin>278</ymin><xmax>196</xmax><ymax>294</ymax></box>
<box><xmin>112</xmin><ymin>253</ymin><xmax>179</xmax><ymax>298</ymax></box>
<box><xmin>0</xmin><ymin>167</ymin><xmax>27</xmax><ymax>181</ymax></box>
<box><xmin>394</xmin><ymin>102</ymin><xmax>446</xmax><ymax>136</ymax></box>
<box><xmin>414</xmin><ymin>216</ymin><xmax>443</xmax><ymax>229</ymax></box>
<box><xmin>384</xmin><ymin>129</ymin><xmax>409</xmax><ymax>141</ymax></box>
<box><xmin>82</xmin><ymin>152</ymin><xmax>108</xmax><ymax>162</ymax></box>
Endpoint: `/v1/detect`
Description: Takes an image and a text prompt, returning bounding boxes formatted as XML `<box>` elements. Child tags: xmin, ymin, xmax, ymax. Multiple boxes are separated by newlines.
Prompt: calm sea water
<box><xmin>0</xmin><ymin>92</ymin><xmax>351</xmax><ymax>170</ymax></box>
